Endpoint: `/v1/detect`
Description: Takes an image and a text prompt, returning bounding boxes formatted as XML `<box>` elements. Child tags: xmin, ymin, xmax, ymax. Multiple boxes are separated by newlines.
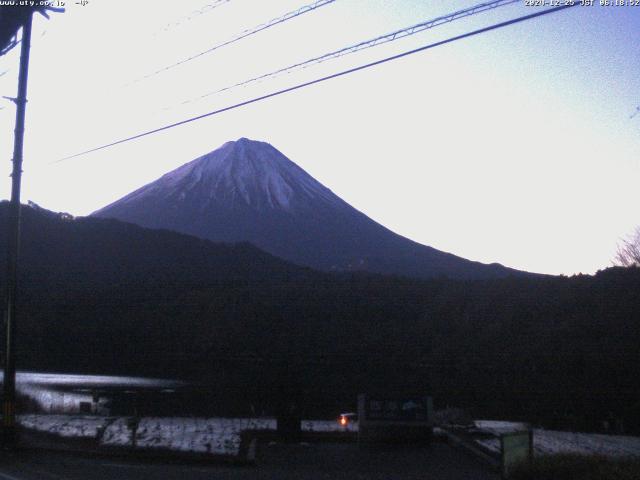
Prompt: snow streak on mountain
<box><xmin>93</xmin><ymin>138</ymin><xmax>524</xmax><ymax>279</ymax></box>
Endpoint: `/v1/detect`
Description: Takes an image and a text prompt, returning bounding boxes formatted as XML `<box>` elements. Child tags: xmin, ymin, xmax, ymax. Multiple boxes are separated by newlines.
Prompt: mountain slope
<box><xmin>1</xmin><ymin>201</ymin><xmax>315</xmax><ymax>297</ymax></box>
<box><xmin>0</xmin><ymin>202</ymin><xmax>325</xmax><ymax>377</ymax></box>
<box><xmin>93</xmin><ymin>138</ymin><xmax>525</xmax><ymax>279</ymax></box>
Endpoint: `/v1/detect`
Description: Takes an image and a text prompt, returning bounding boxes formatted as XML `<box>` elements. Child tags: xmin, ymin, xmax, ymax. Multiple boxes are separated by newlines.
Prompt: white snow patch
<box><xmin>17</xmin><ymin>415</ymin><xmax>356</xmax><ymax>457</ymax></box>
<box><xmin>18</xmin><ymin>414</ymin><xmax>111</xmax><ymax>438</ymax></box>
<box><xmin>532</xmin><ymin>430</ymin><xmax>640</xmax><ymax>457</ymax></box>
<box><xmin>101</xmin><ymin>417</ymin><xmax>135</xmax><ymax>446</ymax></box>
<box><xmin>133</xmin><ymin>417</ymin><xmax>266</xmax><ymax>456</ymax></box>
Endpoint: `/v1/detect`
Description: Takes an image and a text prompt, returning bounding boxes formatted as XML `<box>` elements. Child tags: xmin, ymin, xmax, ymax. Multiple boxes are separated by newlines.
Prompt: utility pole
<box><xmin>2</xmin><ymin>10</ymin><xmax>33</xmax><ymax>448</ymax></box>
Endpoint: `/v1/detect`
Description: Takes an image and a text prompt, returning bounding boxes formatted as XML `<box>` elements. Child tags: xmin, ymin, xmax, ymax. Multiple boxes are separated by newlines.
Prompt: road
<box><xmin>0</xmin><ymin>442</ymin><xmax>499</xmax><ymax>480</ymax></box>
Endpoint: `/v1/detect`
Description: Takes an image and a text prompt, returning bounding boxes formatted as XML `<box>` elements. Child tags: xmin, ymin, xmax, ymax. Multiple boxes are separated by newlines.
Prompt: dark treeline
<box><xmin>1</xmin><ymin>203</ymin><xmax>639</xmax><ymax>432</ymax></box>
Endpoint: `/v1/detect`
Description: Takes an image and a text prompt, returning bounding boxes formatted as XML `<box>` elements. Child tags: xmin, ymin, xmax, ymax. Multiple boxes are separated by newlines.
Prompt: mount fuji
<box><xmin>93</xmin><ymin>138</ymin><xmax>524</xmax><ymax>279</ymax></box>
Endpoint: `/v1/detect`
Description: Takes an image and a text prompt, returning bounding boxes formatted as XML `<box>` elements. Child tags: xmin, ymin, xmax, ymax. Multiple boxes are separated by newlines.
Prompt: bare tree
<box><xmin>615</xmin><ymin>227</ymin><xmax>640</xmax><ymax>267</ymax></box>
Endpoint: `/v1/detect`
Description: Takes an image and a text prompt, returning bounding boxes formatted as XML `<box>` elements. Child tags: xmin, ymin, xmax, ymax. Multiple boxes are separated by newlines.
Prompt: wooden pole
<box><xmin>2</xmin><ymin>10</ymin><xmax>33</xmax><ymax>447</ymax></box>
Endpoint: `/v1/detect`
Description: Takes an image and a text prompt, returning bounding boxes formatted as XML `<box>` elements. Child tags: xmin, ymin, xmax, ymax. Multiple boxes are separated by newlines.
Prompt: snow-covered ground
<box><xmin>100</xmin><ymin>417</ymin><xmax>134</xmax><ymax>447</ymax></box>
<box><xmin>18</xmin><ymin>414</ymin><xmax>356</xmax><ymax>457</ymax></box>
<box><xmin>124</xmin><ymin>417</ymin><xmax>276</xmax><ymax>456</ymax></box>
<box><xmin>23</xmin><ymin>414</ymin><xmax>640</xmax><ymax>460</ymax></box>
<box><xmin>473</xmin><ymin>420</ymin><xmax>640</xmax><ymax>458</ymax></box>
<box><xmin>19</xmin><ymin>414</ymin><xmax>111</xmax><ymax>439</ymax></box>
<box><xmin>21</xmin><ymin>414</ymin><xmax>640</xmax><ymax>460</ymax></box>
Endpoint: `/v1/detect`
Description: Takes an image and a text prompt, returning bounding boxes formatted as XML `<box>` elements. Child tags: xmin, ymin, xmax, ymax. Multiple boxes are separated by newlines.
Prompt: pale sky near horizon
<box><xmin>0</xmin><ymin>0</ymin><xmax>638</xmax><ymax>276</ymax></box>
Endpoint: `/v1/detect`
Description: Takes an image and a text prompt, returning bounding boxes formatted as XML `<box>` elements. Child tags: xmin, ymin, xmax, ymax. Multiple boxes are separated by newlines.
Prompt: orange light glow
<box><xmin>340</xmin><ymin>416</ymin><xmax>347</xmax><ymax>426</ymax></box>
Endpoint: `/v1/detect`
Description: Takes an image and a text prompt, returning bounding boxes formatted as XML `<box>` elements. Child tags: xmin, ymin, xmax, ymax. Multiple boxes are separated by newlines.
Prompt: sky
<box><xmin>0</xmin><ymin>0</ymin><xmax>638</xmax><ymax>276</ymax></box>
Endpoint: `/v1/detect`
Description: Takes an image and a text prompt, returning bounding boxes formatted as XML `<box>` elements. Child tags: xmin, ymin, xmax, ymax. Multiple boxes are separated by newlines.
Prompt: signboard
<box><xmin>358</xmin><ymin>394</ymin><xmax>433</xmax><ymax>444</ymax></box>
<box><xmin>365</xmin><ymin>397</ymin><xmax>432</xmax><ymax>422</ymax></box>
<box><xmin>501</xmin><ymin>430</ymin><xmax>532</xmax><ymax>478</ymax></box>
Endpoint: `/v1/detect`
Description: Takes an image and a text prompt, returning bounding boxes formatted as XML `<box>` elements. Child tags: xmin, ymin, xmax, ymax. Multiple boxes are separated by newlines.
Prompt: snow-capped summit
<box><xmin>93</xmin><ymin>138</ymin><xmax>524</xmax><ymax>279</ymax></box>
<box><xmin>117</xmin><ymin>138</ymin><xmax>337</xmax><ymax>213</ymax></box>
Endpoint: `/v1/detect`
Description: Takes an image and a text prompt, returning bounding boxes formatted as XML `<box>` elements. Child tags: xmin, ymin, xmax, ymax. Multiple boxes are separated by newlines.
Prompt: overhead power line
<box><xmin>56</xmin><ymin>4</ymin><xmax>577</xmax><ymax>163</ymax></box>
<box><xmin>157</xmin><ymin>0</ymin><xmax>232</xmax><ymax>34</ymax></box>
<box><xmin>139</xmin><ymin>0</ymin><xmax>336</xmax><ymax>83</ymax></box>
<box><xmin>188</xmin><ymin>0</ymin><xmax>519</xmax><ymax>105</ymax></box>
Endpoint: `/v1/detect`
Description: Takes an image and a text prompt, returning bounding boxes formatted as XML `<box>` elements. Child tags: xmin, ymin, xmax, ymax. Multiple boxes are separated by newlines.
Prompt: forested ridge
<box><xmin>1</xmin><ymin>203</ymin><xmax>638</xmax><ymax>432</ymax></box>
